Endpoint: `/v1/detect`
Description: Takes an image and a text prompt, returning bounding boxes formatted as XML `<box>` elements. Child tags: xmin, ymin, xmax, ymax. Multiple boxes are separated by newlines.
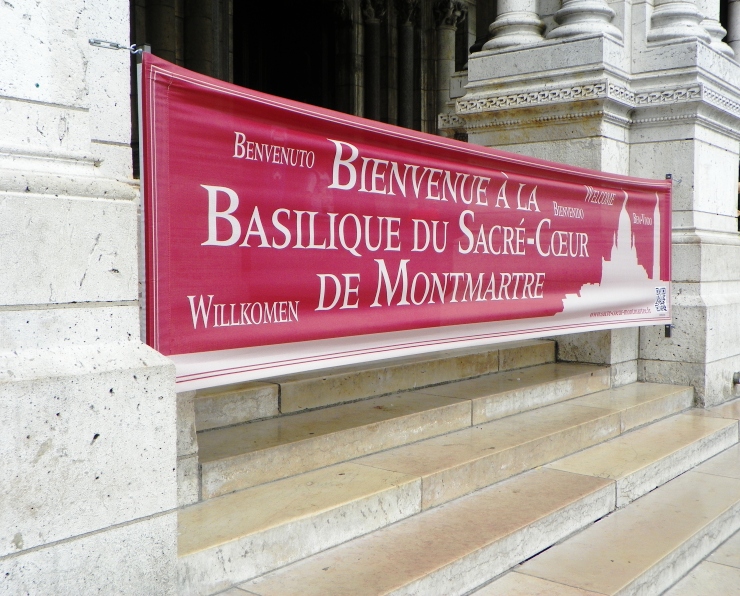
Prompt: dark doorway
<box><xmin>233</xmin><ymin>2</ymin><xmax>343</xmax><ymax>112</ymax></box>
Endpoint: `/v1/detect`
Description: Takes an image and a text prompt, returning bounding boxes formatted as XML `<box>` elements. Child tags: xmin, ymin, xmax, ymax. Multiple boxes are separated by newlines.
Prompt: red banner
<box><xmin>141</xmin><ymin>54</ymin><xmax>671</xmax><ymax>389</ymax></box>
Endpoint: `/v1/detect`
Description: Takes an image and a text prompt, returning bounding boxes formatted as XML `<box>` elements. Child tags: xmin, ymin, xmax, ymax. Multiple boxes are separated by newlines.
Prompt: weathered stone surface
<box><xmin>359</xmin><ymin>402</ymin><xmax>621</xmax><ymax>509</ymax></box>
<box><xmin>194</xmin><ymin>382</ymin><xmax>279</xmax><ymax>431</ymax></box>
<box><xmin>663</xmin><ymin>561</ymin><xmax>740</xmax><ymax>596</ymax></box>
<box><xmin>568</xmin><ymin>382</ymin><xmax>693</xmax><ymax>432</ymax></box>
<box><xmin>0</xmin><ymin>512</ymin><xmax>177</xmax><ymax>596</ymax></box>
<box><xmin>274</xmin><ymin>347</ymin><xmax>501</xmax><ymax>413</ymax></box>
<box><xmin>0</xmin><ymin>344</ymin><xmax>177</xmax><ymax>558</ymax></box>
<box><xmin>177</xmin><ymin>391</ymin><xmax>198</xmax><ymax>457</ymax></box>
<box><xmin>198</xmin><ymin>392</ymin><xmax>471</xmax><ymax>498</ymax></box>
<box><xmin>474</xmin><ymin>572</ymin><xmax>603</xmax><ymax>595</ymax></box>
<box><xmin>178</xmin><ymin>463</ymin><xmax>420</xmax><ymax>595</ymax></box>
<box><xmin>419</xmin><ymin>362</ymin><xmax>609</xmax><ymax>424</ymax></box>
<box><xmin>548</xmin><ymin>413</ymin><xmax>738</xmax><ymax>506</ymax></box>
<box><xmin>178</xmin><ymin>454</ymin><xmax>200</xmax><ymax>507</ymax></box>
<box><xmin>241</xmin><ymin>468</ymin><xmax>614</xmax><ymax>596</ymax></box>
<box><xmin>518</xmin><ymin>471</ymin><xmax>740</xmax><ymax>595</ymax></box>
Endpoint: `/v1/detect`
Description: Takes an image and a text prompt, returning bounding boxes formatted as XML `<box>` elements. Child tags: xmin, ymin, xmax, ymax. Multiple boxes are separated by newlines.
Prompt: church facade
<box><xmin>2</xmin><ymin>0</ymin><xmax>740</xmax><ymax>593</ymax></box>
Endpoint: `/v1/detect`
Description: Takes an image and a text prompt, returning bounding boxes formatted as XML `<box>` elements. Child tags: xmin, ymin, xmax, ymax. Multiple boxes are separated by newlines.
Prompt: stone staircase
<box><xmin>175</xmin><ymin>339</ymin><xmax>740</xmax><ymax>596</ymax></box>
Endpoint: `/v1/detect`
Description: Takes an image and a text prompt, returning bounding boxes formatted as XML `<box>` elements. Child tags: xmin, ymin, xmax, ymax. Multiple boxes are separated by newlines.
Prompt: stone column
<box><xmin>546</xmin><ymin>0</ymin><xmax>623</xmax><ymax>41</ymax></box>
<box><xmin>482</xmin><ymin>0</ymin><xmax>544</xmax><ymax>50</ymax></box>
<box><xmin>647</xmin><ymin>0</ymin><xmax>711</xmax><ymax>43</ymax></box>
<box><xmin>397</xmin><ymin>0</ymin><xmax>419</xmax><ymax>129</ymax></box>
<box><xmin>434</xmin><ymin>0</ymin><xmax>467</xmax><ymax>115</ymax></box>
<box><xmin>363</xmin><ymin>0</ymin><xmax>387</xmax><ymax>121</ymax></box>
<box><xmin>729</xmin><ymin>0</ymin><xmax>740</xmax><ymax>57</ymax></box>
<box><xmin>184</xmin><ymin>0</ymin><xmax>215</xmax><ymax>76</ymax></box>
<box><xmin>696</xmin><ymin>0</ymin><xmax>734</xmax><ymax>56</ymax></box>
<box><xmin>147</xmin><ymin>0</ymin><xmax>179</xmax><ymax>62</ymax></box>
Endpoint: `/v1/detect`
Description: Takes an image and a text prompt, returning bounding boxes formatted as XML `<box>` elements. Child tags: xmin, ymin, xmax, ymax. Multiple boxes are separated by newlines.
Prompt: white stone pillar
<box><xmin>434</xmin><ymin>0</ymin><xmax>467</xmax><ymax>114</ymax></box>
<box><xmin>0</xmin><ymin>1</ymin><xmax>177</xmax><ymax>593</ymax></box>
<box><xmin>482</xmin><ymin>0</ymin><xmax>544</xmax><ymax>51</ymax></box>
<box><xmin>546</xmin><ymin>0</ymin><xmax>623</xmax><ymax>41</ymax></box>
<box><xmin>647</xmin><ymin>0</ymin><xmax>711</xmax><ymax>43</ymax></box>
<box><xmin>729</xmin><ymin>0</ymin><xmax>740</xmax><ymax>57</ymax></box>
<box><xmin>697</xmin><ymin>0</ymin><xmax>734</xmax><ymax>56</ymax></box>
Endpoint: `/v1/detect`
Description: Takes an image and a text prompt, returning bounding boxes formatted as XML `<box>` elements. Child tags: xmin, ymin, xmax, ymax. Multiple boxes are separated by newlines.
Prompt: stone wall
<box><xmin>0</xmin><ymin>1</ymin><xmax>177</xmax><ymax>593</ymax></box>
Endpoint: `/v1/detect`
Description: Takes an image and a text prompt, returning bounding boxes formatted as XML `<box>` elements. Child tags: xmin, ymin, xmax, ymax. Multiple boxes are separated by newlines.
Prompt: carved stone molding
<box><xmin>453</xmin><ymin>81</ymin><xmax>740</xmax><ymax>117</ymax></box>
<box><xmin>396</xmin><ymin>0</ymin><xmax>419</xmax><ymax>26</ymax></box>
<box><xmin>362</xmin><ymin>0</ymin><xmax>387</xmax><ymax>23</ymax></box>
<box><xmin>703</xmin><ymin>87</ymin><xmax>740</xmax><ymax>118</ymax></box>
<box><xmin>438</xmin><ymin>113</ymin><xmax>467</xmax><ymax>129</ymax></box>
<box><xmin>434</xmin><ymin>0</ymin><xmax>467</xmax><ymax>29</ymax></box>
<box><xmin>456</xmin><ymin>82</ymin><xmax>625</xmax><ymax>113</ymax></box>
<box><xmin>634</xmin><ymin>87</ymin><xmax>701</xmax><ymax>105</ymax></box>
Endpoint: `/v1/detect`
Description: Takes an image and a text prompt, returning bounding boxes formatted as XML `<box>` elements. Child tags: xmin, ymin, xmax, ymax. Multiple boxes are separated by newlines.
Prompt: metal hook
<box><xmin>89</xmin><ymin>39</ymin><xmax>143</xmax><ymax>55</ymax></box>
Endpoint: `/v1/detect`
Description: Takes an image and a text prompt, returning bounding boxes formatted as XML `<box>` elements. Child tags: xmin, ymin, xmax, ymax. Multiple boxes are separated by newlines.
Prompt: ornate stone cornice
<box><xmin>449</xmin><ymin>80</ymin><xmax>740</xmax><ymax>140</ymax></box>
<box><xmin>455</xmin><ymin>81</ymin><xmax>740</xmax><ymax>120</ymax></box>
<box><xmin>634</xmin><ymin>87</ymin><xmax>701</xmax><ymax>105</ymax></box>
<box><xmin>456</xmin><ymin>81</ymin><xmax>633</xmax><ymax>114</ymax></box>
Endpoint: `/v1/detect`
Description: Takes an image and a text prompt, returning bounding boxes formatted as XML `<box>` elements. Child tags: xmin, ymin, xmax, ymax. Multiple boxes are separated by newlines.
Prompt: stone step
<box><xmin>194</xmin><ymin>381</ymin><xmax>279</xmax><ymax>432</ymax></box>
<box><xmin>178</xmin><ymin>463</ymin><xmax>421</xmax><ymax>596</ymax></box>
<box><xmin>546</xmin><ymin>412</ymin><xmax>738</xmax><ymax>507</ymax></box>
<box><xmin>416</xmin><ymin>361</ymin><xmax>610</xmax><ymax>424</ymax></box>
<box><xmin>493</xmin><ymin>444</ymin><xmax>740</xmax><ymax>596</ymax></box>
<box><xmin>269</xmin><ymin>339</ymin><xmax>555</xmax><ymax>414</ymax></box>
<box><xmin>662</xmin><ymin>445</ymin><xmax>740</xmax><ymax>595</ymax></box>
<box><xmin>238</xmin><ymin>467</ymin><xmax>616</xmax><ymax>596</ymax></box>
<box><xmin>355</xmin><ymin>383</ymin><xmax>692</xmax><ymax>509</ymax></box>
<box><xmin>190</xmin><ymin>339</ymin><xmax>555</xmax><ymax>432</ymax></box>
<box><xmin>180</xmin><ymin>382</ymin><xmax>695</xmax><ymax>595</ymax></box>
<box><xmin>664</xmin><ymin>523</ymin><xmax>740</xmax><ymax>595</ymax></box>
<box><xmin>197</xmin><ymin>360</ymin><xmax>606</xmax><ymax>500</ymax></box>
<box><xmin>198</xmin><ymin>391</ymin><xmax>471</xmax><ymax>500</ymax></box>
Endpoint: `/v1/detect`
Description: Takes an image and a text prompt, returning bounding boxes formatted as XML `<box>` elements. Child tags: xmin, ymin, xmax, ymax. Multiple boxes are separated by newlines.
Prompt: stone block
<box><xmin>0</xmin><ymin>343</ymin><xmax>176</xmax><ymax>557</ymax></box>
<box><xmin>0</xmin><ymin>98</ymin><xmax>90</xmax><ymax>154</ymax></box>
<box><xmin>0</xmin><ymin>304</ymin><xmax>140</xmax><ymax>352</ymax></box>
<box><xmin>0</xmin><ymin>2</ymin><xmax>90</xmax><ymax>108</ymax></box>
<box><xmin>178</xmin><ymin>454</ymin><xmax>200</xmax><ymax>507</ymax></box>
<box><xmin>556</xmin><ymin>328</ymin><xmax>638</xmax><ymax>365</ymax></box>
<box><xmin>640</xmin><ymin>352</ymin><xmax>740</xmax><ymax>407</ymax></box>
<box><xmin>498</xmin><ymin>339</ymin><xmax>555</xmax><ymax>371</ymax></box>
<box><xmin>611</xmin><ymin>359</ymin><xmax>638</xmax><ymax>387</ymax></box>
<box><xmin>194</xmin><ymin>382</ymin><xmax>279</xmax><ymax>431</ymax></box>
<box><xmin>0</xmin><ymin>194</ymin><xmax>139</xmax><ymax>305</ymax></box>
<box><xmin>0</xmin><ymin>512</ymin><xmax>177</xmax><ymax>596</ymax></box>
<box><xmin>177</xmin><ymin>391</ymin><xmax>197</xmax><ymax>457</ymax></box>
